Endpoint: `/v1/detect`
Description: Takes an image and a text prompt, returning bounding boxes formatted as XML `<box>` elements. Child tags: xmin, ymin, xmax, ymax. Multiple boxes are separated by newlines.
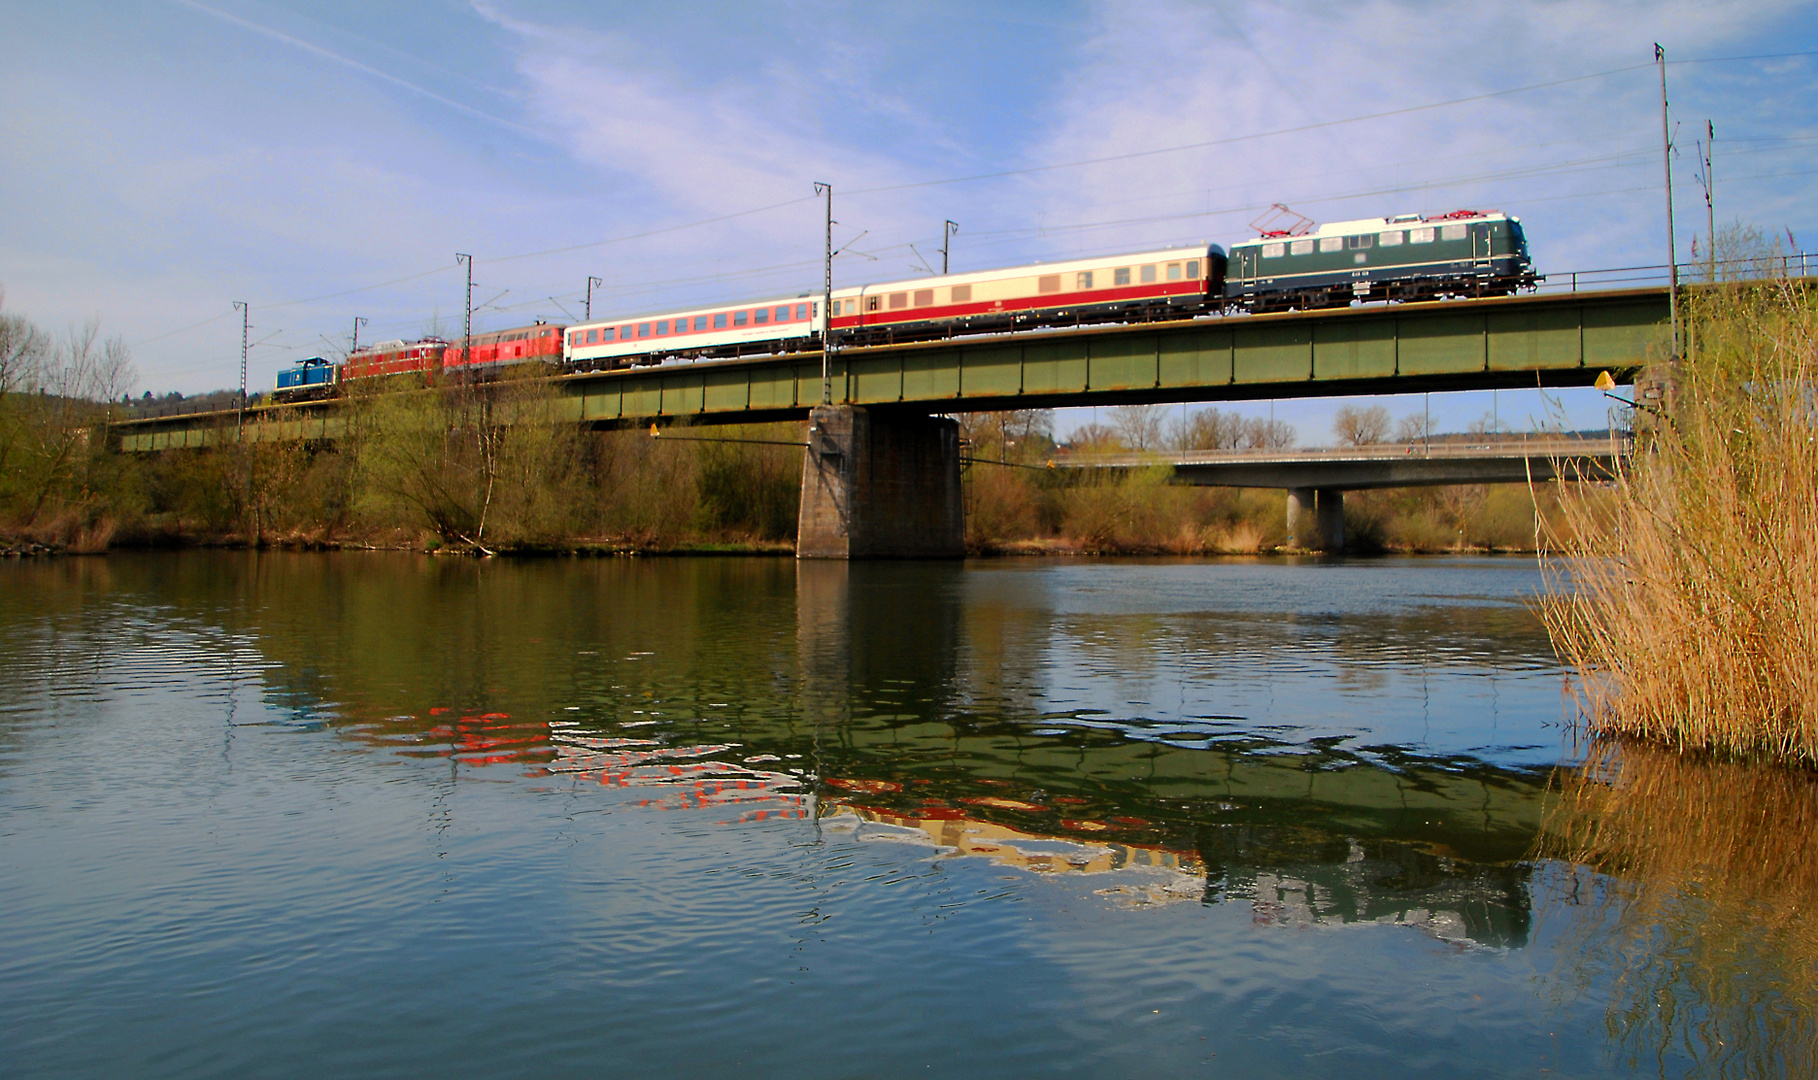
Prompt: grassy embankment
<box><xmin>1541</xmin><ymin>237</ymin><xmax>1818</xmax><ymax>763</ymax></box>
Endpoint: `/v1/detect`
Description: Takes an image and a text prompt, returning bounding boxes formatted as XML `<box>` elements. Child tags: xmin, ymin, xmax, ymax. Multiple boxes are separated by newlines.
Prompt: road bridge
<box><xmin>114</xmin><ymin>286</ymin><xmax>1665</xmax><ymax>558</ymax></box>
<box><xmin>1051</xmin><ymin>438</ymin><xmax>1623</xmax><ymax>549</ymax></box>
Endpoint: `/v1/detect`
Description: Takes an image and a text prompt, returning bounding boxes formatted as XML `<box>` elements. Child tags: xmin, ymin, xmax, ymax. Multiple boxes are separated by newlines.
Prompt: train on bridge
<box><xmin>274</xmin><ymin>208</ymin><xmax>1537</xmax><ymax>402</ymax></box>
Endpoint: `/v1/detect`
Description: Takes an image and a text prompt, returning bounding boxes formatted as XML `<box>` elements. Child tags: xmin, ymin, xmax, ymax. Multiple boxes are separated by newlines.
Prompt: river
<box><xmin>1</xmin><ymin>553</ymin><xmax>1811</xmax><ymax>1078</ymax></box>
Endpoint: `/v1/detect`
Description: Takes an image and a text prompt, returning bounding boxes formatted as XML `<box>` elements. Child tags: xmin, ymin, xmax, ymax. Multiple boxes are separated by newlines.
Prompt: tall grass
<box><xmin>1541</xmin><ymin>248</ymin><xmax>1818</xmax><ymax>763</ymax></box>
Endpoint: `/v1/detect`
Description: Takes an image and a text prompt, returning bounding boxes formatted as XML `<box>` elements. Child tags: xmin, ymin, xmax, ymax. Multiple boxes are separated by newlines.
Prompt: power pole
<box><xmin>1656</xmin><ymin>44</ymin><xmax>1679</xmax><ymax>362</ymax></box>
<box><xmin>813</xmin><ymin>182</ymin><xmax>834</xmax><ymax>405</ymax></box>
<box><xmin>941</xmin><ymin>220</ymin><xmax>959</xmax><ymax>274</ymax></box>
<box><xmin>585</xmin><ymin>276</ymin><xmax>602</xmax><ymax>321</ymax></box>
<box><xmin>456</xmin><ymin>253</ymin><xmax>473</xmax><ymax>364</ymax></box>
<box><xmin>1701</xmin><ymin>120</ymin><xmax>1715</xmax><ymax>276</ymax></box>
<box><xmin>233</xmin><ymin>300</ymin><xmax>248</xmax><ymax>441</ymax></box>
<box><xmin>352</xmin><ymin>315</ymin><xmax>368</xmax><ymax>355</ymax></box>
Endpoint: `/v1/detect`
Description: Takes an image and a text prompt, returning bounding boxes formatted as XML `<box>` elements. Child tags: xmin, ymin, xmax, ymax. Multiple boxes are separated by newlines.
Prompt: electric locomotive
<box><xmin>1225</xmin><ymin>210</ymin><xmax>1537</xmax><ymax>312</ymax></box>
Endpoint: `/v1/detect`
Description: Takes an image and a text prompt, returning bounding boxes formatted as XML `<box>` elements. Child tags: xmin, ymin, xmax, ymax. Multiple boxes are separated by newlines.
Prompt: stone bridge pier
<box><xmin>797</xmin><ymin>405</ymin><xmax>965</xmax><ymax>559</ymax></box>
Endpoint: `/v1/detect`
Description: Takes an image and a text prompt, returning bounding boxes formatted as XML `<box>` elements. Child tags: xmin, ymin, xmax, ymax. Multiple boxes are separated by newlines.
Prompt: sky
<box><xmin>3</xmin><ymin>0</ymin><xmax>1816</xmax><ymax>442</ymax></box>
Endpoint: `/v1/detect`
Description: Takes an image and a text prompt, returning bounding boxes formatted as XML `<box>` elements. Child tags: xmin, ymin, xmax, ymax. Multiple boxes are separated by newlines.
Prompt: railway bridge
<box><xmin>115</xmin><ymin>286</ymin><xmax>1667</xmax><ymax>557</ymax></box>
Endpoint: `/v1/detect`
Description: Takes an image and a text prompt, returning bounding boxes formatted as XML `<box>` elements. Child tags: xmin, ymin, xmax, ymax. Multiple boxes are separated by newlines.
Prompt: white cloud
<box><xmin>1001</xmin><ymin>0</ymin><xmax>1807</xmax><ymax>272</ymax></box>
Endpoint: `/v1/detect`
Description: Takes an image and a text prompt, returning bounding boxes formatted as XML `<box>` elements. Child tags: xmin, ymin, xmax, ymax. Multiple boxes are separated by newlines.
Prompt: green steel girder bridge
<box><xmin>115</xmin><ymin>286</ymin><xmax>1667</xmax><ymax>453</ymax></box>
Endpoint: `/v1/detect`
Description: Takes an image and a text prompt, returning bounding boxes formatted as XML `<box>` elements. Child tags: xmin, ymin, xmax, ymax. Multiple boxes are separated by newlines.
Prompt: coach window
<box><xmin>1440</xmin><ymin>223</ymin><xmax>1468</xmax><ymax>242</ymax></box>
<box><xmin>754</xmin><ymin>307</ymin><xmax>769</xmax><ymax>324</ymax></box>
<box><xmin>639</xmin><ymin>323</ymin><xmax>651</xmax><ymax>337</ymax></box>
<box><xmin>888</xmin><ymin>292</ymin><xmax>907</xmax><ymax>309</ymax></box>
<box><xmin>586</xmin><ymin>329</ymin><xmax>599</xmax><ymax>344</ymax></box>
<box><xmin>778</xmin><ymin>305</ymin><xmax>793</xmax><ymax>320</ymax></box>
<box><xmin>1038</xmin><ymin>274</ymin><xmax>1060</xmax><ymax>293</ymax></box>
<box><xmin>694</xmin><ymin>316</ymin><xmax>708</xmax><ymax>331</ymax></box>
<box><xmin>654</xmin><ymin>321</ymin><xmax>667</xmax><ymax>336</ymax></box>
<box><xmin>1076</xmin><ymin>271</ymin><xmax>1093</xmax><ymax>289</ymax></box>
<box><xmin>675</xmin><ymin>318</ymin><xmax>688</xmax><ymax>333</ymax></box>
<box><xmin>865</xmin><ymin>295</ymin><xmax>880</xmax><ymax>312</ymax></box>
<box><xmin>1140</xmin><ymin>264</ymin><xmax>1157</xmax><ymax>283</ymax></box>
<box><xmin>950</xmin><ymin>284</ymin><xmax>971</xmax><ymax>303</ymax></box>
<box><xmin>1410</xmin><ymin>226</ymin><xmax>1436</xmax><ymax>244</ymax></box>
<box><xmin>1186</xmin><ymin>259</ymin><xmax>1200</xmax><ymax>278</ymax></box>
<box><xmin>1345</xmin><ymin>234</ymin><xmax>1373</xmax><ymax>250</ymax></box>
<box><xmin>1379</xmin><ymin>230</ymin><xmax>1404</xmax><ymax>246</ymax></box>
<box><xmin>1289</xmin><ymin>238</ymin><xmax>1312</xmax><ymax>255</ymax></box>
<box><xmin>570</xmin><ymin>331</ymin><xmax>582</xmax><ymax>347</ymax></box>
<box><xmin>913</xmin><ymin>289</ymin><xmax>933</xmax><ymax>307</ymax></box>
<box><xmin>621</xmin><ymin>327</ymin><xmax>633</xmax><ymax>340</ymax></box>
<box><xmin>714</xmin><ymin>313</ymin><xmax>728</xmax><ymax>329</ymax></box>
<box><xmin>1318</xmin><ymin>236</ymin><xmax>1344</xmax><ymax>253</ymax></box>
<box><xmin>734</xmin><ymin>310</ymin><xmax>748</xmax><ymax>326</ymax></box>
<box><xmin>1113</xmin><ymin>267</ymin><xmax>1130</xmax><ymax>286</ymax></box>
<box><xmin>797</xmin><ymin>303</ymin><xmax>809</xmax><ymax>319</ymax></box>
<box><xmin>1166</xmin><ymin>263</ymin><xmax>1181</xmax><ymax>281</ymax></box>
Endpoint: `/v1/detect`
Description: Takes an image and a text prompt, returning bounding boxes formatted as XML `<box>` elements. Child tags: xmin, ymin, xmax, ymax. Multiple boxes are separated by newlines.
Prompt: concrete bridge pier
<box><xmin>1286</xmin><ymin>487</ymin><xmax>1345</xmax><ymax>551</ymax></box>
<box><xmin>797</xmin><ymin>405</ymin><xmax>965</xmax><ymax>559</ymax></box>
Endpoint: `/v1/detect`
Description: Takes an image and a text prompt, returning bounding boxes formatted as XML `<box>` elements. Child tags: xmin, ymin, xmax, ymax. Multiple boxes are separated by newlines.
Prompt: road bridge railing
<box><xmin>1053</xmin><ymin>436</ymin><xmax>1631</xmax><ymax>471</ymax></box>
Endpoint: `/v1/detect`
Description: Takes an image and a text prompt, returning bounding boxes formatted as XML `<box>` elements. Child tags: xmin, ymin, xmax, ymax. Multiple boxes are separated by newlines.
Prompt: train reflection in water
<box><xmin>221</xmin><ymin>554</ymin><xmax>1551</xmax><ymax>952</ymax></box>
<box><xmin>324</xmin><ymin>700</ymin><xmax>1534</xmax><ymax>950</ymax></box>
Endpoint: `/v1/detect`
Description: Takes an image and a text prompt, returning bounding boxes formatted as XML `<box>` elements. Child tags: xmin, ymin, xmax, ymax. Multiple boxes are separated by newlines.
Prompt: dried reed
<box><xmin>1541</xmin><ymin>249</ymin><xmax>1818</xmax><ymax>764</ymax></box>
<box><xmin>1539</xmin><ymin>739</ymin><xmax>1818</xmax><ymax>1075</ymax></box>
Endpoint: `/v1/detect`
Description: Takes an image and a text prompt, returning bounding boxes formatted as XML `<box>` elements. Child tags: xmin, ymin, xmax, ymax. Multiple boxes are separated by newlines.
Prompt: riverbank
<box><xmin>7</xmin><ymin>360</ymin><xmax>1588</xmax><ymax>557</ymax></box>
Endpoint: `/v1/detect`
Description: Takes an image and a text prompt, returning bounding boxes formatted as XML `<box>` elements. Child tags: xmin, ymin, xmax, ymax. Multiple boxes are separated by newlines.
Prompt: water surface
<box><xmin>0</xmin><ymin>553</ymin><xmax>1807</xmax><ymax>1077</ymax></box>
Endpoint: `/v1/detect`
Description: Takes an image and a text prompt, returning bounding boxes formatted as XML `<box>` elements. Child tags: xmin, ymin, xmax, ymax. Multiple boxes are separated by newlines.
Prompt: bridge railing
<box><xmin>1534</xmin><ymin>252</ymin><xmax>1816</xmax><ymax>295</ymax></box>
<box><xmin>1057</xmin><ymin>436</ymin><xmax>1630</xmax><ymax>469</ymax></box>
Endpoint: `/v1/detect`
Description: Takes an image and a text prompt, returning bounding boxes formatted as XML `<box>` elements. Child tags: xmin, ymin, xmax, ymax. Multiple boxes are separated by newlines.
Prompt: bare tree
<box><xmin>1169</xmin><ymin>407</ymin><xmax>1241</xmax><ymax>450</ymax></box>
<box><xmin>0</xmin><ymin>299</ymin><xmax>49</xmax><ymax>397</ymax></box>
<box><xmin>2</xmin><ymin>315</ymin><xmax>138</xmax><ymax>523</ymax></box>
<box><xmin>1107</xmin><ymin>404</ymin><xmax>1165</xmax><ymax>451</ymax></box>
<box><xmin>1065</xmin><ymin>422</ymin><xmax>1122</xmax><ymax>453</ymax></box>
<box><xmin>1163</xmin><ymin>406</ymin><xmax>1296</xmax><ymax>450</ymax></box>
<box><xmin>1242</xmin><ymin>416</ymin><xmax>1297</xmax><ymax>449</ymax></box>
<box><xmin>1333</xmin><ymin>404</ymin><xmax>1391</xmax><ymax>446</ymax></box>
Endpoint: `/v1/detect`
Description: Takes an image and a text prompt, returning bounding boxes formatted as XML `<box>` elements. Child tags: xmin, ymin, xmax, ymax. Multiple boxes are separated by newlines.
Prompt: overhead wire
<box><xmin>139</xmin><ymin>47</ymin><xmax>1817</xmax><ymax>382</ymax></box>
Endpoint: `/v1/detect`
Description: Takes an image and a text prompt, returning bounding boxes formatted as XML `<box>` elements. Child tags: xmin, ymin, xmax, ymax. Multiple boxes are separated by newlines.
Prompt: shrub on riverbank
<box><xmin>13</xmin><ymin>395</ymin><xmax>803</xmax><ymax>553</ymax></box>
<box><xmin>964</xmin><ymin>458</ymin><xmax>1581</xmax><ymax>555</ymax></box>
<box><xmin>1542</xmin><ymin>239</ymin><xmax>1818</xmax><ymax>763</ymax></box>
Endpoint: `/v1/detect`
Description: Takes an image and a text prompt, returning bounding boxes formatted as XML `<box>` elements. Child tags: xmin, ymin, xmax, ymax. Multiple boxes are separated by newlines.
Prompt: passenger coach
<box><xmin>827</xmin><ymin>244</ymin><xmax>1226</xmax><ymax>346</ymax></box>
<box><xmin>566</xmin><ymin>297</ymin><xmax>820</xmax><ymax>370</ymax></box>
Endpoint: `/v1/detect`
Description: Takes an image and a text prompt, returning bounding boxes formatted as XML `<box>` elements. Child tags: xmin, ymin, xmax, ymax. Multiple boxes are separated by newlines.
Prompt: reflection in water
<box><xmin>1539</xmin><ymin>740</ymin><xmax>1818</xmax><ymax>1077</ymax></box>
<box><xmin>545</xmin><ymin>728</ymin><xmax>811</xmax><ymax>822</ymax></box>
<box><xmin>797</xmin><ymin>559</ymin><xmax>1541</xmax><ymax>949</ymax></box>
<box><xmin>15</xmin><ymin>551</ymin><xmax>1740</xmax><ymax>1076</ymax></box>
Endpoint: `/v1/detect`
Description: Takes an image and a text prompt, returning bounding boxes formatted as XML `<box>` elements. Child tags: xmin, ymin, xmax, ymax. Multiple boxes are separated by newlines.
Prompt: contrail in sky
<box><xmin>167</xmin><ymin>0</ymin><xmax>557</xmax><ymax>147</ymax></box>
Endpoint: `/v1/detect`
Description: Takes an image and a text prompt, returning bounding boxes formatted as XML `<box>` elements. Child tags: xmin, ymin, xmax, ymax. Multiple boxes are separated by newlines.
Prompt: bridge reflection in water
<box><xmin>219</xmin><ymin>552</ymin><xmax>1554</xmax><ymax>951</ymax></box>
<box><xmin>793</xmin><ymin>559</ymin><xmax>1541</xmax><ymax>949</ymax></box>
<box><xmin>10</xmin><ymin>552</ymin><xmax>1814</xmax><ymax>1071</ymax></box>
